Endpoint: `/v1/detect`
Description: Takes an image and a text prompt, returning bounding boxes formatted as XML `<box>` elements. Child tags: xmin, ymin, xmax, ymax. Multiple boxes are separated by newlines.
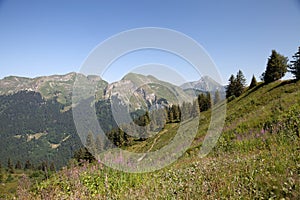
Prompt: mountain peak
<box><xmin>180</xmin><ymin>76</ymin><xmax>225</xmax><ymax>92</ymax></box>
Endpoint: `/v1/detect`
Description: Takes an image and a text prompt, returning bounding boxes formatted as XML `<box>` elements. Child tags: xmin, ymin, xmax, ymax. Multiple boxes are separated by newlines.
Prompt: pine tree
<box><xmin>289</xmin><ymin>46</ymin><xmax>300</xmax><ymax>80</ymax></box>
<box><xmin>206</xmin><ymin>93</ymin><xmax>212</xmax><ymax>110</ymax></box>
<box><xmin>172</xmin><ymin>105</ymin><xmax>181</xmax><ymax>122</ymax></box>
<box><xmin>50</xmin><ymin>162</ymin><xmax>56</xmax><ymax>172</ymax></box>
<box><xmin>73</xmin><ymin>147</ymin><xmax>95</xmax><ymax>163</ymax></box>
<box><xmin>235</xmin><ymin>70</ymin><xmax>246</xmax><ymax>97</ymax></box>
<box><xmin>86</xmin><ymin>131</ymin><xmax>96</xmax><ymax>156</ymax></box>
<box><xmin>226</xmin><ymin>74</ymin><xmax>236</xmax><ymax>98</ymax></box>
<box><xmin>24</xmin><ymin>160</ymin><xmax>33</xmax><ymax>170</ymax></box>
<box><xmin>198</xmin><ymin>93</ymin><xmax>211</xmax><ymax>112</ymax></box>
<box><xmin>191</xmin><ymin>100</ymin><xmax>200</xmax><ymax>117</ymax></box>
<box><xmin>214</xmin><ymin>90</ymin><xmax>221</xmax><ymax>104</ymax></box>
<box><xmin>7</xmin><ymin>158</ymin><xmax>14</xmax><ymax>173</ymax></box>
<box><xmin>15</xmin><ymin>160</ymin><xmax>22</xmax><ymax>170</ymax></box>
<box><xmin>226</xmin><ymin>70</ymin><xmax>246</xmax><ymax>99</ymax></box>
<box><xmin>95</xmin><ymin>134</ymin><xmax>105</xmax><ymax>154</ymax></box>
<box><xmin>262</xmin><ymin>50</ymin><xmax>288</xmax><ymax>83</ymax></box>
<box><xmin>249</xmin><ymin>75</ymin><xmax>258</xmax><ymax>89</ymax></box>
<box><xmin>0</xmin><ymin>163</ymin><xmax>3</xmax><ymax>183</ymax></box>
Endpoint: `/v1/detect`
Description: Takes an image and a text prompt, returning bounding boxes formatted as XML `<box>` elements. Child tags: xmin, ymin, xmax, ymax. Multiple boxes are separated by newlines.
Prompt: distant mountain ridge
<box><xmin>0</xmin><ymin>72</ymin><xmax>224</xmax><ymax>168</ymax></box>
<box><xmin>104</xmin><ymin>73</ymin><xmax>195</xmax><ymax>110</ymax></box>
<box><xmin>0</xmin><ymin>72</ymin><xmax>108</xmax><ymax>105</ymax></box>
<box><xmin>0</xmin><ymin>72</ymin><xmax>223</xmax><ymax>109</ymax></box>
<box><xmin>180</xmin><ymin>76</ymin><xmax>225</xmax><ymax>92</ymax></box>
<box><xmin>0</xmin><ymin>73</ymin><xmax>224</xmax><ymax>102</ymax></box>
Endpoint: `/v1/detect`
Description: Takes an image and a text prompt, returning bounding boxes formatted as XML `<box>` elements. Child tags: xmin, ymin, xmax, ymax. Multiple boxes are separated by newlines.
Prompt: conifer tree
<box><xmin>226</xmin><ymin>74</ymin><xmax>236</xmax><ymax>98</ymax></box>
<box><xmin>50</xmin><ymin>162</ymin><xmax>56</xmax><ymax>172</ymax></box>
<box><xmin>86</xmin><ymin>131</ymin><xmax>96</xmax><ymax>156</ymax></box>
<box><xmin>262</xmin><ymin>50</ymin><xmax>288</xmax><ymax>83</ymax></box>
<box><xmin>191</xmin><ymin>100</ymin><xmax>200</xmax><ymax>117</ymax></box>
<box><xmin>226</xmin><ymin>70</ymin><xmax>246</xmax><ymax>98</ymax></box>
<box><xmin>289</xmin><ymin>46</ymin><xmax>300</xmax><ymax>80</ymax></box>
<box><xmin>7</xmin><ymin>158</ymin><xmax>14</xmax><ymax>173</ymax></box>
<box><xmin>249</xmin><ymin>75</ymin><xmax>258</xmax><ymax>89</ymax></box>
<box><xmin>198</xmin><ymin>93</ymin><xmax>212</xmax><ymax>112</ymax></box>
<box><xmin>235</xmin><ymin>70</ymin><xmax>246</xmax><ymax>97</ymax></box>
<box><xmin>15</xmin><ymin>160</ymin><xmax>22</xmax><ymax>170</ymax></box>
<box><xmin>24</xmin><ymin>160</ymin><xmax>33</xmax><ymax>170</ymax></box>
<box><xmin>0</xmin><ymin>163</ymin><xmax>3</xmax><ymax>183</ymax></box>
<box><xmin>214</xmin><ymin>90</ymin><xmax>221</xmax><ymax>104</ymax></box>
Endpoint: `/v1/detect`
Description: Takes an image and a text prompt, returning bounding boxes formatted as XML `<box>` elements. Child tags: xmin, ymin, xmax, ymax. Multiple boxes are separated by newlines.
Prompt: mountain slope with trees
<box><xmin>15</xmin><ymin>78</ymin><xmax>300</xmax><ymax>199</ymax></box>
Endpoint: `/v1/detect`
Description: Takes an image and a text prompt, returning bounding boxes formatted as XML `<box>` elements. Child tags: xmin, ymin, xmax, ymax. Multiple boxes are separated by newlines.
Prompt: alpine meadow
<box><xmin>0</xmin><ymin>1</ymin><xmax>300</xmax><ymax>199</ymax></box>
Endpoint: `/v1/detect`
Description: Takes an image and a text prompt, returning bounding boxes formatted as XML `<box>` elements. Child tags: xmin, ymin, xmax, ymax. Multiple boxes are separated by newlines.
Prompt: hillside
<box><xmin>14</xmin><ymin>80</ymin><xmax>300</xmax><ymax>199</ymax></box>
<box><xmin>104</xmin><ymin>73</ymin><xmax>195</xmax><ymax>110</ymax></box>
<box><xmin>0</xmin><ymin>72</ymin><xmax>205</xmax><ymax>170</ymax></box>
<box><xmin>0</xmin><ymin>73</ymin><xmax>108</xmax><ymax>105</ymax></box>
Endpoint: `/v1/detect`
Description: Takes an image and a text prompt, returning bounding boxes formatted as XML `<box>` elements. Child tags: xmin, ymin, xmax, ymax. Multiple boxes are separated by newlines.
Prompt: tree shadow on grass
<box><xmin>238</xmin><ymin>82</ymin><xmax>266</xmax><ymax>100</ymax></box>
<box><xmin>266</xmin><ymin>79</ymin><xmax>298</xmax><ymax>93</ymax></box>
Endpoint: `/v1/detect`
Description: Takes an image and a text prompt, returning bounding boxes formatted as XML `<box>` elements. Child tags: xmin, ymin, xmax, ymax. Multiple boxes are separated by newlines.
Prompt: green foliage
<box><xmin>289</xmin><ymin>46</ymin><xmax>300</xmax><ymax>80</ymax></box>
<box><xmin>15</xmin><ymin>161</ymin><xmax>22</xmax><ymax>170</ymax></box>
<box><xmin>214</xmin><ymin>90</ymin><xmax>221</xmax><ymax>104</ymax></box>
<box><xmin>226</xmin><ymin>70</ymin><xmax>246</xmax><ymax>99</ymax></box>
<box><xmin>0</xmin><ymin>91</ymin><xmax>82</xmax><ymax>169</ymax></box>
<box><xmin>7</xmin><ymin>158</ymin><xmax>14</xmax><ymax>174</ymax></box>
<box><xmin>197</xmin><ymin>92</ymin><xmax>212</xmax><ymax>112</ymax></box>
<box><xmin>249</xmin><ymin>75</ymin><xmax>257</xmax><ymax>89</ymax></box>
<box><xmin>262</xmin><ymin>50</ymin><xmax>288</xmax><ymax>83</ymax></box>
<box><xmin>73</xmin><ymin>147</ymin><xmax>95</xmax><ymax>163</ymax></box>
<box><xmin>13</xmin><ymin>79</ymin><xmax>300</xmax><ymax>199</ymax></box>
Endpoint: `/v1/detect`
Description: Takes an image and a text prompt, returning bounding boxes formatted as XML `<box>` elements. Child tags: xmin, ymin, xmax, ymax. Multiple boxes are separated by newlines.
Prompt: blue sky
<box><xmin>0</xmin><ymin>0</ymin><xmax>299</xmax><ymax>85</ymax></box>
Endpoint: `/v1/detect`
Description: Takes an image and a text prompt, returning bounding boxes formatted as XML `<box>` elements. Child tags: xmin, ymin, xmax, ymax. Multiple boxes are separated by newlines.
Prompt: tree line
<box><xmin>226</xmin><ymin>46</ymin><xmax>300</xmax><ymax>99</ymax></box>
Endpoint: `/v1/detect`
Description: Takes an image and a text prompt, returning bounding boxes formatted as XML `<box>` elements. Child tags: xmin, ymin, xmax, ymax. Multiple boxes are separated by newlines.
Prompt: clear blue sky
<box><xmin>0</xmin><ymin>0</ymin><xmax>299</xmax><ymax>85</ymax></box>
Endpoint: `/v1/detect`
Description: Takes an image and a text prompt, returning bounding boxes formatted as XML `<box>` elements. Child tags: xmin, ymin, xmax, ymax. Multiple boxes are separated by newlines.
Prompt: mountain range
<box><xmin>0</xmin><ymin>72</ymin><xmax>224</xmax><ymax>168</ymax></box>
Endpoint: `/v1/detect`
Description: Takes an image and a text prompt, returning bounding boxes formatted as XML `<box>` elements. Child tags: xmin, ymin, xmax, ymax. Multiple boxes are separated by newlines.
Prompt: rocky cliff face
<box><xmin>0</xmin><ymin>72</ymin><xmax>221</xmax><ymax>109</ymax></box>
<box><xmin>103</xmin><ymin>73</ymin><xmax>194</xmax><ymax>111</ymax></box>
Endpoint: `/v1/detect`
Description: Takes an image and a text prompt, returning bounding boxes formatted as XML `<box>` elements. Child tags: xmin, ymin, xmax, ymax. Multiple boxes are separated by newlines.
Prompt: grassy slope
<box><xmin>16</xmin><ymin>80</ymin><xmax>300</xmax><ymax>199</ymax></box>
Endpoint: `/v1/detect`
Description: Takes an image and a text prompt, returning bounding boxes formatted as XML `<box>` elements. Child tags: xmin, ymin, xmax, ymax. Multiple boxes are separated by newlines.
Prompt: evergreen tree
<box><xmin>50</xmin><ymin>162</ymin><xmax>56</xmax><ymax>172</ymax></box>
<box><xmin>86</xmin><ymin>131</ymin><xmax>96</xmax><ymax>156</ymax></box>
<box><xmin>0</xmin><ymin>164</ymin><xmax>3</xmax><ymax>183</ymax></box>
<box><xmin>24</xmin><ymin>160</ymin><xmax>33</xmax><ymax>170</ymax></box>
<box><xmin>180</xmin><ymin>101</ymin><xmax>192</xmax><ymax>121</ymax></box>
<box><xmin>226</xmin><ymin>70</ymin><xmax>246</xmax><ymax>98</ymax></box>
<box><xmin>15</xmin><ymin>160</ymin><xmax>22</xmax><ymax>170</ymax></box>
<box><xmin>289</xmin><ymin>46</ymin><xmax>300</xmax><ymax>80</ymax></box>
<box><xmin>235</xmin><ymin>70</ymin><xmax>246</xmax><ymax>97</ymax></box>
<box><xmin>95</xmin><ymin>134</ymin><xmax>106</xmax><ymax>154</ymax></box>
<box><xmin>167</xmin><ymin>106</ymin><xmax>174</xmax><ymax>122</ymax></box>
<box><xmin>262</xmin><ymin>50</ymin><xmax>288</xmax><ymax>83</ymax></box>
<box><xmin>191</xmin><ymin>100</ymin><xmax>200</xmax><ymax>117</ymax></box>
<box><xmin>214</xmin><ymin>90</ymin><xmax>221</xmax><ymax>104</ymax></box>
<box><xmin>7</xmin><ymin>158</ymin><xmax>14</xmax><ymax>173</ymax></box>
<box><xmin>198</xmin><ymin>93</ymin><xmax>211</xmax><ymax>112</ymax></box>
<box><xmin>206</xmin><ymin>92</ymin><xmax>212</xmax><ymax>109</ymax></box>
<box><xmin>73</xmin><ymin>147</ymin><xmax>95</xmax><ymax>163</ymax></box>
<box><xmin>226</xmin><ymin>74</ymin><xmax>236</xmax><ymax>98</ymax></box>
<box><xmin>249</xmin><ymin>75</ymin><xmax>258</xmax><ymax>89</ymax></box>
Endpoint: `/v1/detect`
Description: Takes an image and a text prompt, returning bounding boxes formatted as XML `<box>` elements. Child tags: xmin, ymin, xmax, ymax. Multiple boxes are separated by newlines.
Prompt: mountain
<box><xmin>181</xmin><ymin>76</ymin><xmax>225</xmax><ymax>94</ymax></box>
<box><xmin>0</xmin><ymin>90</ymin><xmax>82</xmax><ymax>168</ymax></box>
<box><xmin>104</xmin><ymin>73</ymin><xmax>195</xmax><ymax>111</ymax></box>
<box><xmin>0</xmin><ymin>73</ymin><xmax>108</xmax><ymax>168</ymax></box>
<box><xmin>0</xmin><ymin>72</ymin><xmax>108</xmax><ymax>105</ymax></box>
<box><xmin>0</xmin><ymin>72</ymin><xmax>223</xmax><ymax>169</ymax></box>
<box><xmin>14</xmin><ymin>79</ymin><xmax>300</xmax><ymax>199</ymax></box>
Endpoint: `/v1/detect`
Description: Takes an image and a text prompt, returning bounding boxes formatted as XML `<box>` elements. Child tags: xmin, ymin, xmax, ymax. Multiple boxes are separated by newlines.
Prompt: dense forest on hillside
<box><xmin>0</xmin><ymin>91</ymin><xmax>82</xmax><ymax>168</ymax></box>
